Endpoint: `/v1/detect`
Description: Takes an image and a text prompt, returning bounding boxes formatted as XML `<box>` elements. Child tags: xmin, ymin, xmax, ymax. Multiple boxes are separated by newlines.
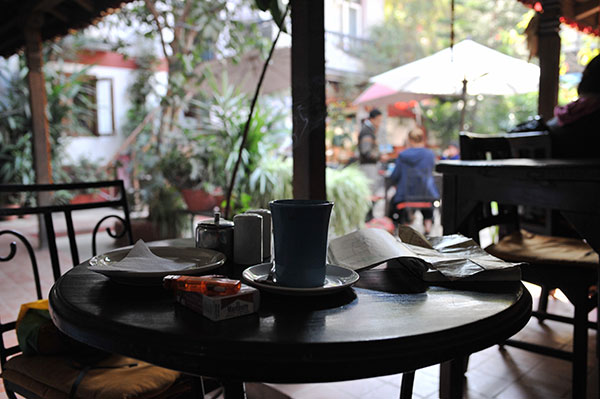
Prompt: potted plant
<box><xmin>113</xmin><ymin>172</ymin><xmax>189</xmax><ymax>246</ymax></box>
<box><xmin>147</xmin><ymin>184</ymin><xmax>188</xmax><ymax>239</ymax></box>
<box><xmin>158</xmin><ymin>148</ymin><xmax>223</xmax><ymax>212</ymax></box>
<box><xmin>0</xmin><ymin>193</ymin><xmax>21</xmax><ymax>220</ymax></box>
<box><xmin>61</xmin><ymin>158</ymin><xmax>111</xmax><ymax>203</ymax></box>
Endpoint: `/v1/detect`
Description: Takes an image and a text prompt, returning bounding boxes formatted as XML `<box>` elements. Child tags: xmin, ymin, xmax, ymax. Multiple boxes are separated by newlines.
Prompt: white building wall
<box><xmin>363</xmin><ymin>0</ymin><xmax>384</xmax><ymax>31</ymax></box>
<box><xmin>325</xmin><ymin>0</ymin><xmax>343</xmax><ymax>33</ymax></box>
<box><xmin>54</xmin><ymin>61</ymin><xmax>167</xmax><ymax>164</ymax></box>
<box><xmin>326</xmin><ymin>0</ymin><xmax>384</xmax><ymax>38</ymax></box>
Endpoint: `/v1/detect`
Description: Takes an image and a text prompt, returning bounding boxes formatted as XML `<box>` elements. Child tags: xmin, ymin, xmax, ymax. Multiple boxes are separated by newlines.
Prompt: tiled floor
<box><xmin>0</xmin><ymin>211</ymin><xmax>598</xmax><ymax>398</ymax></box>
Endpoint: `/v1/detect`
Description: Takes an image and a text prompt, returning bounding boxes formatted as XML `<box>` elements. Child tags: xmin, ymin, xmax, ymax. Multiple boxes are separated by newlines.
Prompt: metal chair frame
<box><xmin>0</xmin><ymin>180</ymin><xmax>133</xmax><ymax>399</ymax></box>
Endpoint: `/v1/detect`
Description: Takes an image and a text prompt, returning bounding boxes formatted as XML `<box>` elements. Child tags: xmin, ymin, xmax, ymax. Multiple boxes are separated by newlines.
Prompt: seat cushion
<box><xmin>396</xmin><ymin>202</ymin><xmax>433</xmax><ymax>210</ymax></box>
<box><xmin>486</xmin><ymin>230</ymin><xmax>599</xmax><ymax>268</ymax></box>
<box><xmin>1</xmin><ymin>353</ymin><xmax>182</xmax><ymax>399</ymax></box>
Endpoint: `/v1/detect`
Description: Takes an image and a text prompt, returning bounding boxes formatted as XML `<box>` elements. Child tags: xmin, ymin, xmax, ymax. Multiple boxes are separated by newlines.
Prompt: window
<box><xmin>341</xmin><ymin>0</ymin><xmax>361</xmax><ymax>38</ymax></box>
<box><xmin>69</xmin><ymin>75</ymin><xmax>115</xmax><ymax>136</ymax></box>
<box><xmin>334</xmin><ymin>0</ymin><xmax>363</xmax><ymax>50</ymax></box>
<box><xmin>348</xmin><ymin>7</ymin><xmax>358</xmax><ymax>37</ymax></box>
<box><xmin>96</xmin><ymin>78</ymin><xmax>115</xmax><ymax>135</ymax></box>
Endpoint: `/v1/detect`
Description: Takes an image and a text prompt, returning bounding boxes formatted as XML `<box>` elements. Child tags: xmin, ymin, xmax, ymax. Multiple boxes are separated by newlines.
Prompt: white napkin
<box><xmin>92</xmin><ymin>240</ymin><xmax>196</xmax><ymax>273</ymax></box>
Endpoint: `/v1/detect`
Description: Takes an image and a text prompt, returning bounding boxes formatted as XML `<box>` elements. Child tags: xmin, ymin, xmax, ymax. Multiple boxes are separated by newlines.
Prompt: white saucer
<box><xmin>88</xmin><ymin>247</ymin><xmax>225</xmax><ymax>285</ymax></box>
<box><xmin>242</xmin><ymin>263</ymin><xmax>359</xmax><ymax>295</ymax></box>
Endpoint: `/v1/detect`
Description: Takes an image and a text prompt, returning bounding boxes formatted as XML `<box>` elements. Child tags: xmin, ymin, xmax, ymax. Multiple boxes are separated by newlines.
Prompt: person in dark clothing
<box><xmin>358</xmin><ymin>109</ymin><xmax>382</xmax><ymax>165</ymax></box>
<box><xmin>388</xmin><ymin>127</ymin><xmax>439</xmax><ymax>234</ymax></box>
<box><xmin>358</xmin><ymin>109</ymin><xmax>383</xmax><ymax>222</ymax></box>
<box><xmin>547</xmin><ymin>54</ymin><xmax>600</xmax><ymax>158</ymax></box>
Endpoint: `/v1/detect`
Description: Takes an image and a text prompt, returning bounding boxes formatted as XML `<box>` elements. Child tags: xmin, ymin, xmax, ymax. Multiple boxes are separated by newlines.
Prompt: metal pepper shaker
<box><xmin>195</xmin><ymin>212</ymin><xmax>234</xmax><ymax>261</ymax></box>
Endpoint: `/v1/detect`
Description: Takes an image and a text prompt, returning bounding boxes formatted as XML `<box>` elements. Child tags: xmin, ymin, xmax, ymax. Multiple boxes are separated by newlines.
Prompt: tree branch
<box><xmin>144</xmin><ymin>0</ymin><xmax>169</xmax><ymax>60</ymax></box>
<box><xmin>224</xmin><ymin>2</ymin><xmax>291</xmax><ymax>219</ymax></box>
<box><xmin>173</xmin><ymin>0</ymin><xmax>193</xmax><ymax>53</ymax></box>
<box><xmin>184</xmin><ymin>28</ymin><xmax>199</xmax><ymax>53</ymax></box>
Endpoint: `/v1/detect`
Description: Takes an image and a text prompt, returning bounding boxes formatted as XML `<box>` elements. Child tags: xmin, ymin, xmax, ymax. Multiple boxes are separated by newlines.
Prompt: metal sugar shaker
<box><xmin>195</xmin><ymin>212</ymin><xmax>234</xmax><ymax>261</ymax></box>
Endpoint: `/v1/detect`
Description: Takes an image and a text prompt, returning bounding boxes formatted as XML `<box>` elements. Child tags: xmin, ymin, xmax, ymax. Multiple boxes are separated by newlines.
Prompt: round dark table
<box><xmin>49</xmin><ymin>250</ymin><xmax>531</xmax><ymax>399</ymax></box>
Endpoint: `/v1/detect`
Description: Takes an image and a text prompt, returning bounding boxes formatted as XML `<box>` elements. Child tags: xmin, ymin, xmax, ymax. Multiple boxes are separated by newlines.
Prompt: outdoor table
<box><xmin>49</xmin><ymin>240</ymin><xmax>531</xmax><ymax>399</ymax></box>
<box><xmin>436</xmin><ymin>158</ymin><xmax>600</xmax><ymax>398</ymax></box>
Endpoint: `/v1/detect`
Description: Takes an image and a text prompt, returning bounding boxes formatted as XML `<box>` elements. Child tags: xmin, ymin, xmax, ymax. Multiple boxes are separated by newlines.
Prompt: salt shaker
<box><xmin>233</xmin><ymin>213</ymin><xmax>263</xmax><ymax>265</ymax></box>
<box><xmin>245</xmin><ymin>208</ymin><xmax>272</xmax><ymax>262</ymax></box>
<box><xmin>195</xmin><ymin>212</ymin><xmax>234</xmax><ymax>261</ymax></box>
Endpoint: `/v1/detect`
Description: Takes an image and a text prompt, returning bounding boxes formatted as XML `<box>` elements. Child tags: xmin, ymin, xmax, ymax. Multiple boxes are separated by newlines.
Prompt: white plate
<box><xmin>242</xmin><ymin>263</ymin><xmax>359</xmax><ymax>295</ymax></box>
<box><xmin>88</xmin><ymin>247</ymin><xmax>225</xmax><ymax>285</ymax></box>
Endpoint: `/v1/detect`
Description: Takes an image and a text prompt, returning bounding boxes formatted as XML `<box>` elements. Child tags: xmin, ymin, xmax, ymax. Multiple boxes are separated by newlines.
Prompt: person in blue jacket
<box><xmin>388</xmin><ymin>127</ymin><xmax>440</xmax><ymax>234</ymax></box>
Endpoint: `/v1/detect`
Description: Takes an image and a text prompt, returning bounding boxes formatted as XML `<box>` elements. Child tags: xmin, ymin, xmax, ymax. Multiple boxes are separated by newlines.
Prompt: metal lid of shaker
<box><xmin>198</xmin><ymin>211</ymin><xmax>234</xmax><ymax>229</ymax></box>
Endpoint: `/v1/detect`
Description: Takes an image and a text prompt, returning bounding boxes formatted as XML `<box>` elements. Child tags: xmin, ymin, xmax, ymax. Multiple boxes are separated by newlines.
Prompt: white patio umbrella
<box><xmin>355</xmin><ymin>39</ymin><xmax>540</xmax><ymax>127</ymax></box>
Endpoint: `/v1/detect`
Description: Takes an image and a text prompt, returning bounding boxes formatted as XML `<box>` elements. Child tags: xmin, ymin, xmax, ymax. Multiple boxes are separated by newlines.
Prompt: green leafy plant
<box><xmin>0</xmin><ymin>133</ymin><xmax>34</xmax><ymax>204</ymax></box>
<box><xmin>246</xmin><ymin>156</ymin><xmax>293</xmax><ymax>207</ymax></box>
<box><xmin>243</xmin><ymin>157</ymin><xmax>372</xmax><ymax>236</ymax></box>
<box><xmin>63</xmin><ymin>158</ymin><xmax>110</xmax><ymax>184</ymax></box>
<box><xmin>108</xmin><ymin>0</ymin><xmax>287</xmax><ymax>236</ymax></box>
<box><xmin>147</xmin><ymin>185</ymin><xmax>188</xmax><ymax>239</ymax></box>
<box><xmin>0</xmin><ymin>43</ymin><xmax>96</xmax><ymax>203</ymax></box>
<box><xmin>157</xmin><ymin>148</ymin><xmax>196</xmax><ymax>189</ymax></box>
<box><xmin>191</xmin><ymin>72</ymin><xmax>289</xmax><ymax>206</ymax></box>
<box><xmin>112</xmin><ymin>0</ymin><xmax>270</xmax><ymax>153</ymax></box>
<box><xmin>326</xmin><ymin>166</ymin><xmax>372</xmax><ymax>236</ymax></box>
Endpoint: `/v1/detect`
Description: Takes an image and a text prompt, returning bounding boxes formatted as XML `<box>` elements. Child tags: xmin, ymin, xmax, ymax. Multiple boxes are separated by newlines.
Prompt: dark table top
<box><xmin>436</xmin><ymin>157</ymin><xmax>600</xmax><ymax>253</ymax></box>
<box><xmin>49</xmin><ymin>259</ymin><xmax>532</xmax><ymax>383</ymax></box>
<box><xmin>437</xmin><ymin>158</ymin><xmax>600</xmax><ymax>179</ymax></box>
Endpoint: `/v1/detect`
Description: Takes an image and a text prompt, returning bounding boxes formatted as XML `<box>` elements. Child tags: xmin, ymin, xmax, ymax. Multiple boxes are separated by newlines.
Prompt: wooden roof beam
<box><xmin>0</xmin><ymin>35</ymin><xmax>23</xmax><ymax>56</ymax></box>
<box><xmin>0</xmin><ymin>19</ymin><xmax>17</xmax><ymax>36</ymax></box>
<box><xmin>73</xmin><ymin>0</ymin><xmax>94</xmax><ymax>13</ymax></box>
<box><xmin>48</xmin><ymin>8</ymin><xmax>69</xmax><ymax>23</ymax></box>
<box><xmin>34</xmin><ymin>0</ymin><xmax>66</xmax><ymax>12</ymax></box>
<box><xmin>575</xmin><ymin>5</ymin><xmax>600</xmax><ymax>20</ymax></box>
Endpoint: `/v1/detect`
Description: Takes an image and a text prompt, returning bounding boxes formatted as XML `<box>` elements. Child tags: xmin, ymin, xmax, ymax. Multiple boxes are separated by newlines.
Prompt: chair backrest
<box><xmin>459</xmin><ymin>131</ymin><xmax>551</xmax><ymax>160</ymax></box>
<box><xmin>0</xmin><ymin>180</ymin><xmax>133</xmax><ymax>369</ymax></box>
<box><xmin>458</xmin><ymin>131</ymin><xmax>565</xmax><ymax>239</ymax></box>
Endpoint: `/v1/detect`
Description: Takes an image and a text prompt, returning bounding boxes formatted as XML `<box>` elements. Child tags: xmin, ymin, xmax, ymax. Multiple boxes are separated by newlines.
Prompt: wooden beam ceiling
<box><xmin>0</xmin><ymin>0</ymin><xmax>131</xmax><ymax>58</ymax></box>
<box><xmin>575</xmin><ymin>3</ymin><xmax>600</xmax><ymax>20</ymax></box>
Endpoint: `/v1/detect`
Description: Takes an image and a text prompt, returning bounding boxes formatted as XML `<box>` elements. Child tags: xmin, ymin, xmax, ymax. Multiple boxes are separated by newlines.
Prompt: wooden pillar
<box><xmin>291</xmin><ymin>0</ymin><xmax>326</xmax><ymax>200</ymax></box>
<box><xmin>537</xmin><ymin>0</ymin><xmax>561</xmax><ymax>120</ymax></box>
<box><xmin>24</xmin><ymin>13</ymin><xmax>53</xmax><ymax>187</ymax></box>
<box><xmin>25</xmin><ymin>13</ymin><xmax>52</xmax><ymax>247</ymax></box>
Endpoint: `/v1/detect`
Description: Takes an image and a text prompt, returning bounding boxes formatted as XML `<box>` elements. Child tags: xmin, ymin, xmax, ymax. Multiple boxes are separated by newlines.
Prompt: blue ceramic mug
<box><xmin>269</xmin><ymin>199</ymin><xmax>334</xmax><ymax>288</ymax></box>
